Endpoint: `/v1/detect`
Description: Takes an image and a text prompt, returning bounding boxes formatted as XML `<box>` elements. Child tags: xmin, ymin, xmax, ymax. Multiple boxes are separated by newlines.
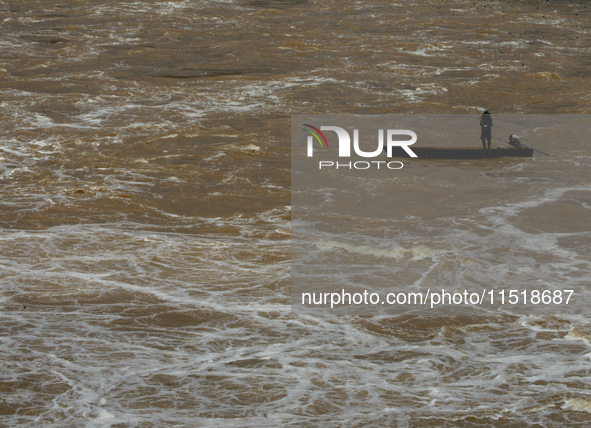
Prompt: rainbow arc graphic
<box><xmin>302</xmin><ymin>124</ymin><xmax>328</xmax><ymax>148</ymax></box>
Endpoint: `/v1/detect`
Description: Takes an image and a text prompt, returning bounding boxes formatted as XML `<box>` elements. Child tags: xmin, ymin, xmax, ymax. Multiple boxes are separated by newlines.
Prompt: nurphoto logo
<box><xmin>303</xmin><ymin>124</ymin><xmax>417</xmax><ymax>170</ymax></box>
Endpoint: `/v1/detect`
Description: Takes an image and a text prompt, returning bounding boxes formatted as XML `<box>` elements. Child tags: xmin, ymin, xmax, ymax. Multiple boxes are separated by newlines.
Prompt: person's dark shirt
<box><xmin>480</xmin><ymin>114</ymin><xmax>492</xmax><ymax>127</ymax></box>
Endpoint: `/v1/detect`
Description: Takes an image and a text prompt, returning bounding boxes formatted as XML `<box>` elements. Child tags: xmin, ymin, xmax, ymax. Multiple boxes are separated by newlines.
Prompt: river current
<box><xmin>1</xmin><ymin>1</ymin><xmax>591</xmax><ymax>427</ymax></box>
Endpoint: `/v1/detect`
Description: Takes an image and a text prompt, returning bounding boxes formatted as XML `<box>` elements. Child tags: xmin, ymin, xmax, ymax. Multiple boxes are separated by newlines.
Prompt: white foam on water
<box><xmin>562</xmin><ymin>398</ymin><xmax>591</xmax><ymax>414</ymax></box>
<box><xmin>315</xmin><ymin>239</ymin><xmax>440</xmax><ymax>261</ymax></box>
<box><xmin>480</xmin><ymin>185</ymin><xmax>591</xmax><ymax>218</ymax></box>
<box><xmin>238</xmin><ymin>144</ymin><xmax>261</xmax><ymax>152</ymax></box>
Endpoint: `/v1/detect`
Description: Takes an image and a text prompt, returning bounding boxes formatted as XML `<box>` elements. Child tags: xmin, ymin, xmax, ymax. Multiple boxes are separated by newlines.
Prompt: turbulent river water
<box><xmin>1</xmin><ymin>1</ymin><xmax>591</xmax><ymax>427</ymax></box>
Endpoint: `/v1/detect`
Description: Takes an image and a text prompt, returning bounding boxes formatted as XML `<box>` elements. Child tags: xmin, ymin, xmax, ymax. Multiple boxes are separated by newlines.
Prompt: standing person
<box><xmin>480</xmin><ymin>110</ymin><xmax>493</xmax><ymax>149</ymax></box>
